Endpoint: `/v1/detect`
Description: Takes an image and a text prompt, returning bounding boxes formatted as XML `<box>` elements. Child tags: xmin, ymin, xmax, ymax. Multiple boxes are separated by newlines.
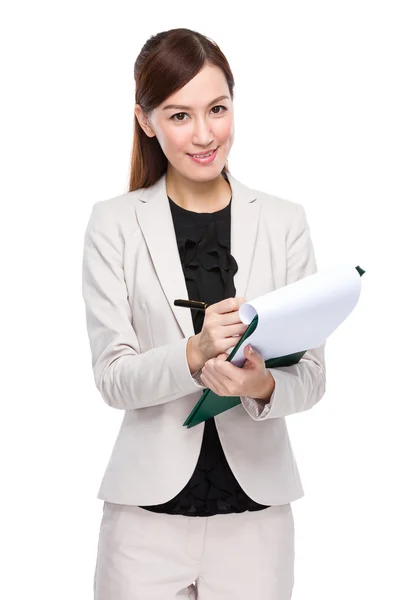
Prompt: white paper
<box><xmin>228</xmin><ymin>263</ymin><xmax>362</xmax><ymax>367</ymax></box>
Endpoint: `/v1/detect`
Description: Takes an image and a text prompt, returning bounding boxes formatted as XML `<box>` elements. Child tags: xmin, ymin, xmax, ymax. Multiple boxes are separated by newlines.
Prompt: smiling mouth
<box><xmin>187</xmin><ymin>147</ymin><xmax>218</xmax><ymax>157</ymax></box>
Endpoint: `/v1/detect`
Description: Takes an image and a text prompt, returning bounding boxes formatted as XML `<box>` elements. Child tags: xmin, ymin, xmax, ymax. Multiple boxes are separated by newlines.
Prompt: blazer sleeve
<box><xmin>81</xmin><ymin>202</ymin><xmax>206</xmax><ymax>411</ymax></box>
<box><xmin>240</xmin><ymin>203</ymin><xmax>326</xmax><ymax>420</ymax></box>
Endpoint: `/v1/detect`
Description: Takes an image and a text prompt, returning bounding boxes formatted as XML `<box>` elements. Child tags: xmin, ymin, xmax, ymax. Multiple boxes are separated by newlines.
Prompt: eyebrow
<box><xmin>162</xmin><ymin>95</ymin><xmax>230</xmax><ymax>111</ymax></box>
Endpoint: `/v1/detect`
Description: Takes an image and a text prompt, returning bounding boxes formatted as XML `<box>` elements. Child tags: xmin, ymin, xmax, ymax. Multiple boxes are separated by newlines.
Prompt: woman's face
<box><xmin>135</xmin><ymin>64</ymin><xmax>234</xmax><ymax>180</ymax></box>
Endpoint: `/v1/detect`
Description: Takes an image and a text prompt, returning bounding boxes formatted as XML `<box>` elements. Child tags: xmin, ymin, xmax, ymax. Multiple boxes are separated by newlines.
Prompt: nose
<box><xmin>192</xmin><ymin>116</ymin><xmax>214</xmax><ymax>146</ymax></box>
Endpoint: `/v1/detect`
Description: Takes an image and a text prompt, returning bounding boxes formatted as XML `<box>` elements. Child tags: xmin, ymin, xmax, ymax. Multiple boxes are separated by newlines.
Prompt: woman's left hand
<box><xmin>200</xmin><ymin>344</ymin><xmax>275</xmax><ymax>400</ymax></box>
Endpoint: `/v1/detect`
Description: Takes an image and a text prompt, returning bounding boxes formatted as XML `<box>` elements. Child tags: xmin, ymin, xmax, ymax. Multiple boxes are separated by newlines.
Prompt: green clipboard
<box><xmin>183</xmin><ymin>312</ymin><xmax>306</xmax><ymax>428</ymax></box>
<box><xmin>183</xmin><ymin>265</ymin><xmax>365</xmax><ymax>428</ymax></box>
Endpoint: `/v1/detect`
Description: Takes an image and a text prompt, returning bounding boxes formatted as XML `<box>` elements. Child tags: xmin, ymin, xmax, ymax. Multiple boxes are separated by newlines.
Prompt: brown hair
<box><xmin>128</xmin><ymin>28</ymin><xmax>235</xmax><ymax>192</ymax></box>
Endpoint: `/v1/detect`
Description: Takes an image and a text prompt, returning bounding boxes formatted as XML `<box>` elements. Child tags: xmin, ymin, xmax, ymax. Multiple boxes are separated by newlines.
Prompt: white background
<box><xmin>1</xmin><ymin>1</ymin><xmax>418</xmax><ymax>598</ymax></box>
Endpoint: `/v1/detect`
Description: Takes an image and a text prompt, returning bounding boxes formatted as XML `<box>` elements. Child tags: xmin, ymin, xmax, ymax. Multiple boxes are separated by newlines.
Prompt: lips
<box><xmin>188</xmin><ymin>147</ymin><xmax>218</xmax><ymax>157</ymax></box>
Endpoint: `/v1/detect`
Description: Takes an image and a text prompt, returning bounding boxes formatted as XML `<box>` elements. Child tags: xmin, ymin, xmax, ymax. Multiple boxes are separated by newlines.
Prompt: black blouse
<box><xmin>138</xmin><ymin>172</ymin><xmax>270</xmax><ymax>517</ymax></box>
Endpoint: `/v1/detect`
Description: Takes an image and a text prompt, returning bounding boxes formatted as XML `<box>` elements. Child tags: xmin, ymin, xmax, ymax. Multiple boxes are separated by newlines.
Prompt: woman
<box><xmin>82</xmin><ymin>27</ymin><xmax>326</xmax><ymax>600</ymax></box>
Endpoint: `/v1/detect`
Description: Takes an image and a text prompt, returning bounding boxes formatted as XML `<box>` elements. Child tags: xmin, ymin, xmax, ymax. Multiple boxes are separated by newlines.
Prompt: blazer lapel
<box><xmin>134</xmin><ymin>170</ymin><xmax>261</xmax><ymax>340</ymax></box>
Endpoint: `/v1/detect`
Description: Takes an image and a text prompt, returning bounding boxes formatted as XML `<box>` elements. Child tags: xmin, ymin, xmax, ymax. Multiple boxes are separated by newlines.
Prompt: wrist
<box><xmin>186</xmin><ymin>335</ymin><xmax>206</xmax><ymax>374</ymax></box>
<box><xmin>255</xmin><ymin>372</ymin><xmax>275</xmax><ymax>402</ymax></box>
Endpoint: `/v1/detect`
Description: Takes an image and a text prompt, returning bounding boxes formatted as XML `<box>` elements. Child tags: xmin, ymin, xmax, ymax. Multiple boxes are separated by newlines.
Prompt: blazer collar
<box><xmin>134</xmin><ymin>170</ymin><xmax>260</xmax><ymax>340</ymax></box>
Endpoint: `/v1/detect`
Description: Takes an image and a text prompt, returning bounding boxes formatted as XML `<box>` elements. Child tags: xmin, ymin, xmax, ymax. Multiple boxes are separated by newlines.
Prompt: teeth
<box><xmin>191</xmin><ymin>150</ymin><xmax>214</xmax><ymax>158</ymax></box>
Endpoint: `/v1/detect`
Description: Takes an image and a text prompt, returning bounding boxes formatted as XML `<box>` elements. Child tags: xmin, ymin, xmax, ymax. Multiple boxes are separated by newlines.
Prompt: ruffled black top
<box><xmin>138</xmin><ymin>171</ymin><xmax>270</xmax><ymax>517</ymax></box>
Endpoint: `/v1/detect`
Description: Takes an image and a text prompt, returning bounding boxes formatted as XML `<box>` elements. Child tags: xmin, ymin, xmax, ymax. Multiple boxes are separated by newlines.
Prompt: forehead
<box><xmin>160</xmin><ymin>65</ymin><xmax>230</xmax><ymax>111</ymax></box>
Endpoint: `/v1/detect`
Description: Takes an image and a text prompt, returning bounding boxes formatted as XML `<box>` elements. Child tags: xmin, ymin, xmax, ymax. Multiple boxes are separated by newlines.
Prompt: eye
<box><xmin>170</xmin><ymin>105</ymin><xmax>227</xmax><ymax>122</ymax></box>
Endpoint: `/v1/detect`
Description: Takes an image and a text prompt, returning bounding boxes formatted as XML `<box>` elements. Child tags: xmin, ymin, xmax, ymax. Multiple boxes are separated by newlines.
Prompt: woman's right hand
<box><xmin>195</xmin><ymin>297</ymin><xmax>248</xmax><ymax>363</ymax></box>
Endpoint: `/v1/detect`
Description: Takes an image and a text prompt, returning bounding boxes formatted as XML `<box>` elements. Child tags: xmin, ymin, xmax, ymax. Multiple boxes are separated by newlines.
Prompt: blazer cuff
<box><xmin>191</xmin><ymin>367</ymin><xmax>205</xmax><ymax>387</ymax></box>
<box><xmin>240</xmin><ymin>386</ymin><xmax>276</xmax><ymax>420</ymax></box>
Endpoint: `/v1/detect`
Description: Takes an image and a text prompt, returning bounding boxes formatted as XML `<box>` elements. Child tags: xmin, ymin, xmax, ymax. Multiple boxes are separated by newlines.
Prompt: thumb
<box><xmin>244</xmin><ymin>344</ymin><xmax>261</xmax><ymax>363</ymax></box>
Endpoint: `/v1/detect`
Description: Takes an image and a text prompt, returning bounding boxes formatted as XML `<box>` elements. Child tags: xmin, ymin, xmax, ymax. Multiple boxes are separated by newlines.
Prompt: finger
<box><xmin>200</xmin><ymin>369</ymin><xmax>223</xmax><ymax>396</ymax></box>
<box><xmin>212</xmin><ymin>358</ymin><xmax>240</xmax><ymax>379</ymax></box>
<box><xmin>204</xmin><ymin>362</ymin><xmax>230</xmax><ymax>385</ymax></box>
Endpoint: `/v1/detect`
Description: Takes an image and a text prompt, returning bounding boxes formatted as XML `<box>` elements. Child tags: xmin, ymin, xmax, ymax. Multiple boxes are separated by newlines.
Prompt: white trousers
<box><xmin>94</xmin><ymin>501</ymin><xmax>295</xmax><ymax>600</ymax></box>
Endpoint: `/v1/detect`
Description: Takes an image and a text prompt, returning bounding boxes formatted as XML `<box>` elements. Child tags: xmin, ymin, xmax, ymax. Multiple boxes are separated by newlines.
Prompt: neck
<box><xmin>166</xmin><ymin>166</ymin><xmax>231</xmax><ymax>212</ymax></box>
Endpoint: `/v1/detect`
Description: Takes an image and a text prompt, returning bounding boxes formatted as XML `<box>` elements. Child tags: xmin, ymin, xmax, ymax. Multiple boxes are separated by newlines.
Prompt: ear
<box><xmin>134</xmin><ymin>104</ymin><xmax>156</xmax><ymax>138</ymax></box>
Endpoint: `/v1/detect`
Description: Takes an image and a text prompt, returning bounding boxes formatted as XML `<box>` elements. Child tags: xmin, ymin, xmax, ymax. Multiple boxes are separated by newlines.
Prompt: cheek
<box><xmin>217</xmin><ymin>117</ymin><xmax>234</xmax><ymax>145</ymax></box>
<box><xmin>156</xmin><ymin>124</ymin><xmax>188</xmax><ymax>152</ymax></box>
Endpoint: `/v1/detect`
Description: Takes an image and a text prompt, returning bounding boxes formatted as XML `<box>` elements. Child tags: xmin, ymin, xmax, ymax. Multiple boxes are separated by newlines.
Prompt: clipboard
<box><xmin>183</xmin><ymin>313</ymin><xmax>306</xmax><ymax>428</ymax></box>
<box><xmin>183</xmin><ymin>265</ymin><xmax>365</xmax><ymax>429</ymax></box>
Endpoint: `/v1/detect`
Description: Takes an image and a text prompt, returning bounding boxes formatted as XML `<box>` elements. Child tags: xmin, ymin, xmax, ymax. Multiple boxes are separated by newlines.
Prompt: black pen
<box><xmin>174</xmin><ymin>299</ymin><xmax>209</xmax><ymax>312</ymax></box>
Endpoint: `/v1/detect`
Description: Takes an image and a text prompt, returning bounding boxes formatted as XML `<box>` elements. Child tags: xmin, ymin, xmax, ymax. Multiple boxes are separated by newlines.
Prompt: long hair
<box><xmin>128</xmin><ymin>28</ymin><xmax>235</xmax><ymax>192</ymax></box>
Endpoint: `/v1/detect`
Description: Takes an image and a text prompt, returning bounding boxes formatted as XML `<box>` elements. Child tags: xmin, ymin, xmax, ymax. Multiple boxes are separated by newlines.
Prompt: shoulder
<box><xmin>85</xmin><ymin>189</ymin><xmax>142</xmax><ymax>239</ymax></box>
<box><xmin>250</xmin><ymin>182</ymin><xmax>308</xmax><ymax>226</ymax></box>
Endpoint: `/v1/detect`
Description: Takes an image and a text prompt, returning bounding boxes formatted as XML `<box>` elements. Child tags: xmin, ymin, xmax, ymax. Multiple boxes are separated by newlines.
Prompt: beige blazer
<box><xmin>81</xmin><ymin>170</ymin><xmax>326</xmax><ymax>507</ymax></box>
